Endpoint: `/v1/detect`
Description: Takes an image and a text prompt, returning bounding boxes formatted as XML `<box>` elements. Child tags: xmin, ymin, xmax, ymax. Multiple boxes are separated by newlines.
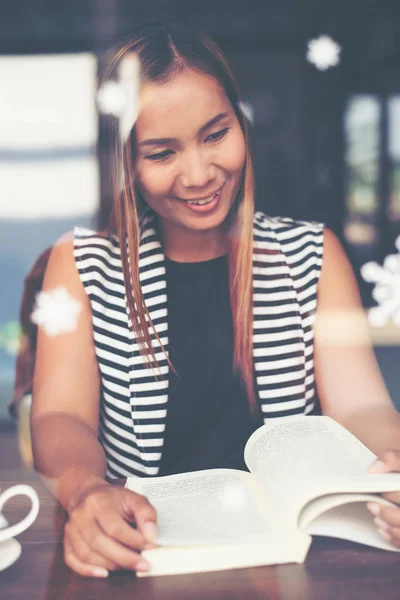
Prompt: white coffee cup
<box><xmin>0</xmin><ymin>484</ymin><xmax>40</xmax><ymax>543</ymax></box>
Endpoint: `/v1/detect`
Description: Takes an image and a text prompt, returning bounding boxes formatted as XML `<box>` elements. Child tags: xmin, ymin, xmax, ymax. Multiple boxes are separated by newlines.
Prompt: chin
<box><xmin>179</xmin><ymin>204</ymin><xmax>233</xmax><ymax>232</ymax></box>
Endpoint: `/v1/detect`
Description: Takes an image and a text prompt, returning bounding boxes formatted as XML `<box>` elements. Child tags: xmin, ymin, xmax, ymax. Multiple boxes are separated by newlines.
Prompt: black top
<box><xmin>158</xmin><ymin>254</ymin><xmax>263</xmax><ymax>476</ymax></box>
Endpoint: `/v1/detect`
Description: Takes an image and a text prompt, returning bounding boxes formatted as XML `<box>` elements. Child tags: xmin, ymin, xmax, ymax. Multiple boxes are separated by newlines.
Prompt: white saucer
<box><xmin>0</xmin><ymin>538</ymin><xmax>22</xmax><ymax>572</ymax></box>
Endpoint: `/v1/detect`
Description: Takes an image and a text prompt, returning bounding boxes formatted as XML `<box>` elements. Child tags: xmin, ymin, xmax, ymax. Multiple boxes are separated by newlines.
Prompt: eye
<box><xmin>145</xmin><ymin>149</ymin><xmax>174</xmax><ymax>162</ymax></box>
<box><xmin>205</xmin><ymin>128</ymin><xmax>230</xmax><ymax>143</ymax></box>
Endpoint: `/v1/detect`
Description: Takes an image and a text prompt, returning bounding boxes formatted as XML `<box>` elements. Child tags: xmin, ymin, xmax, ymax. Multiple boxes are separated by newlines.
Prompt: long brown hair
<box><xmin>101</xmin><ymin>23</ymin><xmax>257</xmax><ymax>412</ymax></box>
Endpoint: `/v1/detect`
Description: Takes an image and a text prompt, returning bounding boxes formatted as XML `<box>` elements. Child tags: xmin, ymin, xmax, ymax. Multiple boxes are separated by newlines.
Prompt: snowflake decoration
<box><xmin>217</xmin><ymin>481</ymin><xmax>247</xmax><ymax>511</ymax></box>
<box><xmin>307</xmin><ymin>35</ymin><xmax>341</xmax><ymax>71</ymax></box>
<box><xmin>31</xmin><ymin>286</ymin><xmax>82</xmax><ymax>337</ymax></box>
<box><xmin>361</xmin><ymin>236</ymin><xmax>400</xmax><ymax>326</ymax></box>
<box><xmin>97</xmin><ymin>55</ymin><xmax>140</xmax><ymax>143</ymax></box>
<box><xmin>96</xmin><ymin>80</ymin><xmax>126</xmax><ymax>117</ymax></box>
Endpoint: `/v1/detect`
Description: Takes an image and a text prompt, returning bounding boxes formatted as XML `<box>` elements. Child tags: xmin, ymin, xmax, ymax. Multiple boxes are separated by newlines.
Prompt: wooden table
<box><xmin>1</xmin><ymin>475</ymin><xmax>400</xmax><ymax>600</ymax></box>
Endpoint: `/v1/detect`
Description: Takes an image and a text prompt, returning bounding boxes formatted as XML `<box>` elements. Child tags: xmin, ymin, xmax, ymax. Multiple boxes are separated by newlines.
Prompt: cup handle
<box><xmin>0</xmin><ymin>484</ymin><xmax>40</xmax><ymax>543</ymax></box>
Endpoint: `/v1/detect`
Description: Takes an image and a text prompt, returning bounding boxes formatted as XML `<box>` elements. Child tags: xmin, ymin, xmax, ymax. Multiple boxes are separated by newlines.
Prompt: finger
<box><xmin>376</xmin><ymin>525</ymin><xmax>400</xmax><ymax>548</ymax></box>
<box><xmin>98</xmin><ymin>508</ymin><xmax>150</xmax><ymax>551</ymax></box>
<box><xmin>89</xmin><ymin>531</ymin><xmax>150</xmax><ymax>572</ymax></box>
<box><xmin>368</xmin><ymin>502</ymin><xmax>400</xmax><ymax>528</ymax></box>
<box><xmin>75</xmin><ymin>516</ymin><xmax>150</xmax><ymax>572</ymax></box>
<box><xmin>369</xmin><ymin>450</ymin><xmax>400</xmax><ymax>474</ymax></box>
<box><xmin>381</xmin><ymin>491</ymin><xmax>400</xmax><ymax>506</ymax></box>
<box><xmin>80</xmin><ymin>485</ymin><xmax>157</xmax><ymax>545</ymax></box>
<box><xmin>388</xmin><ymin>526</ymin><xmax>400</xmax><ymax>547</ymax></box>
<box><xmin>64</xmin><ymin>537</ymin><xmax>109</xmax><ymax>579</ymax></box>
<box><xmin>65</xmin><ymin>521</ymin><xmax>118</xmax><ymax>572</ymax></box>
<box><xmin>70</xmin><ymin>496</ymin><xmax>151</xmax><ymax>572</ymax></box>
<box><xmin>120</xmin><ymin>489</ymin><xmax>158</xmax><ymax>543</ymax></box>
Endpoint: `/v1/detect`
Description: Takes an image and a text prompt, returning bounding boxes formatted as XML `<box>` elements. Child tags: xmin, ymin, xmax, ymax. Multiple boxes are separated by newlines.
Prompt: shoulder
<box><xmin>318</xmin><ymin>227</ymin><xmax>361</xmax><ymax>306</ymax></box>
<box><xmin>43</xmin><ymin>227</ymin><xmax>119</xmax><ymax>292</ymax></box>
<box><xmin>73</xmin><ymin>226</ymin><xmax>118</xmax><ymax>248</ymax></box>
<box><xmin>41</xmin><ymin>231</ymin><xmax>88</xmax><ymax>307</ymax></box>
<box><xmin>73</xmin><ymin>227</ymin><xmax>121</xmax><ymax>267</ymax></box>
<box><xmin>320</xmin><ymin>226</ymin><xmax>345</xmax><ymax>256</ymax></box>
<box><xmin>46</xmin><ymin>230</ymin><xmax>75</xmax><ymax>270</ymax></box>
<box><xmin>253</xmin><ymin>211</ymin><xmax>324</xmax><ymax>235</ymax></box>
<box><xmin>253</xmin><ymin>212</ymin><xmax>325</xmax><ymax>255</ymax></box>
<box><xmin>46</xmin><ymin>228</ymin><xmax>116</xmax><ymax>265</ymax></box>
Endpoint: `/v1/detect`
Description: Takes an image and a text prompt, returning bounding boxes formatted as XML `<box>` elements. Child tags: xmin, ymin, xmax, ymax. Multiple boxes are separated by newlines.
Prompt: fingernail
<box><xmin>142</xmin><ymin>522</ymin><xmax>157</xmax><ymax>543</ymax></box>
<box><xmin>374</xmin><ymin>517</ymin><xmax>388</xmax><ymax>530</ymax></box>
<box><xmin>369</xmin><ymin>460</ymin><xmax>387</xmax><ymax>474</ymax></box>
<box><xmin>92</xmin><ymin>567</ymin><xmax>109</xmax><ymax>578</ymax></box>
<box><xmin>144</xmin><ymin>541</ymin><xmax>156</xmax><ymax>550</ymax></box>
<box><xmin>367</xmin><ymin>502</ymin><xmax>380</xmax><ymax>516</ymax></box>
<box><xmin>378</xmin><ymin>528</ymin><xmax>391</xmax><ymax>541</ymax></box>
<box><xmin>136</xmin><ymin>559</ymin><xmax>151</xmax><ymax>572</ymax></box>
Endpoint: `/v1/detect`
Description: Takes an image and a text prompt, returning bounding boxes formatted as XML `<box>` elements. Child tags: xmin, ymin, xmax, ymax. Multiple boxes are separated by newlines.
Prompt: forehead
<box><xmin>136</xmin><ymin>69</ymin><xmax>232</xmax><ymax>139</ymax></box>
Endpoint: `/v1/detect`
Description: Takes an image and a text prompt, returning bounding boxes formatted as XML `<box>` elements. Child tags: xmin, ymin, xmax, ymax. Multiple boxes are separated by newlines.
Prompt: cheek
<box><xmin>136</xmin><ymin>163</ymin><xmax>174</xmax><ymax>202</ymax></box>
<box><xmin>223</xmin><ymin>130</ymin><xmax>246</xmax><ymax>175</ymax></box>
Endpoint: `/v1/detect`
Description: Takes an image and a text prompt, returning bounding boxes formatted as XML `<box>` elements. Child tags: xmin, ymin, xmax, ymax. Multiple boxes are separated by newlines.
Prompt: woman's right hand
<box><xmin>63</xmin><ymin>477</ymin><xmax>157</xmax><ymax>578</ymax></box>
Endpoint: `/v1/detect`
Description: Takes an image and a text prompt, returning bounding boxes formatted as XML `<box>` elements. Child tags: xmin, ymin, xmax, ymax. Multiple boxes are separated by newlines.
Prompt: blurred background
<box><xmin>1</xmin><ymin>0</ymin><xmax>400</xmax><ymax>431</ymax></box>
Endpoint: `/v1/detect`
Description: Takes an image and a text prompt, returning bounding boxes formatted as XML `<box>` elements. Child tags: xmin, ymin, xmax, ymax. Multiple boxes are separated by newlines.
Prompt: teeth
<box><xmin>185</xmin><ymin>192</ymin><xmax>218</xmax><ymax>206</ymax></box>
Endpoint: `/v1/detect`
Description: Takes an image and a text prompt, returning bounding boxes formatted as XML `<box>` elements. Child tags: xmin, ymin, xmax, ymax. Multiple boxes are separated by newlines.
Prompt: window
<box><xmin>0</xmin><ymin>53</ymin><xmax>98</xmax><ymax>418</ymax></box>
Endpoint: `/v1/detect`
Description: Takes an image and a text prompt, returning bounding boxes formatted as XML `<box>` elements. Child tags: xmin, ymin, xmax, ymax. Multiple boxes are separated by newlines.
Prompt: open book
<box><xmin>125</xmin><ymin>416</ymin><xmax>400</xmax><ymax>577</ymax></box>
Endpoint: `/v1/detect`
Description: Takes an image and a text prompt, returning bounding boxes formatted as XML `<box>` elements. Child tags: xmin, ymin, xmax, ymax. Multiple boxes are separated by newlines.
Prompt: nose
<box><xmin>179</xmin><ymin>149</ymin><xmax>217</xmax><ymax>189</ymax></box>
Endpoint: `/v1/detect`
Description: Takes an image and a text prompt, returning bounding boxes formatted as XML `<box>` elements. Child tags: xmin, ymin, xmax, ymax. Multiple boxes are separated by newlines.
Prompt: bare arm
<box><xmin>314</xmin><ymin>228</ymin><xmax>400</xmax><ymax>455</ymax></box>
<box><xmin>31</xmin><ymin>234</ymin><xmax>157</xmax><ymax>577</ymax></box>
<box><xmin>31</xmin><ymin>234</ymin><xmax>106</xmax><ymax>509</ymax></box>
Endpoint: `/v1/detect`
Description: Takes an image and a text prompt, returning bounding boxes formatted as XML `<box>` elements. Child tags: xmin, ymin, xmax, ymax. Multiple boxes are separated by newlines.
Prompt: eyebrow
<box><xmin>137</xmin><ymin>112</ymin><xmax>230</xmax><ymax>148</ymax></box>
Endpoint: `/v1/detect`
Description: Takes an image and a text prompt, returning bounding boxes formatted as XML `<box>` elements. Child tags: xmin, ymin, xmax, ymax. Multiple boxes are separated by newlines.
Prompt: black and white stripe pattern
<box><xmin>74</xmin><ymin>211</ymin><xmax>324</xmax><ymax>479</ymax></box>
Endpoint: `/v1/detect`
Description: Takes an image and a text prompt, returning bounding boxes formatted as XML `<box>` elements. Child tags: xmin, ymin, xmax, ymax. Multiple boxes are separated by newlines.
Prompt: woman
<box><xmin>31</xmin><ymin>23</ymin><xmax>400</xmax><ymax>578</ymax></box>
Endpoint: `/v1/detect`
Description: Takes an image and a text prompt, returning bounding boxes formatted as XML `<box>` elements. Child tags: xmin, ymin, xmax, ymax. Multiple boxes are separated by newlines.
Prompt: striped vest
<box><xmin>74</xmin><ymin>211</ymin><xmax>324</xmax><ymax>479</ymax></box>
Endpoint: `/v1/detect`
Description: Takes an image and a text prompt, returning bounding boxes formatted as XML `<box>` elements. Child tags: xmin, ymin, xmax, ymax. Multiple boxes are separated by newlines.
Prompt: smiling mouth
<box><xmin>176</xmin><ymin>183</ymin><xmax>225</xmax><ymax>206</ymax></box>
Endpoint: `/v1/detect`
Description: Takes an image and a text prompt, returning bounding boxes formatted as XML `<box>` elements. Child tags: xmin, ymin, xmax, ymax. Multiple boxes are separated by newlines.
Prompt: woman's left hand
<box><xmin>367</xmin><ymin>450</ymin><xmax>400</xmax><ymax>548</ymax></box>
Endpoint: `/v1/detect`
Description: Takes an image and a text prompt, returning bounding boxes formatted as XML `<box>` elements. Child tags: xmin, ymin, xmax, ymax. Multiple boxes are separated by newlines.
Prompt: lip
<box><xmin>176</xmin><ymin>183</ymin><xmax>225</xmax><ymax>203</ymax></box>
<box><xmin>177</xmin><ymin>182</ymin><xmax>226</xmax><ymax>214</ymax></box>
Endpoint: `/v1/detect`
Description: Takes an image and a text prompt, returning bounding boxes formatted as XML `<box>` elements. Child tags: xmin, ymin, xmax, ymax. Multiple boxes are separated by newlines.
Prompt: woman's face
<box><xmin>134</xmin><ymin>69</ymin><xmax>246</xmax><ymax>236</ymax></box>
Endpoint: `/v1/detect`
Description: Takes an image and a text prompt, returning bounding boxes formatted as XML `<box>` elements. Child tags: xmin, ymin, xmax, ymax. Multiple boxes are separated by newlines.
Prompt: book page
<box><xmin>136</xmin><ymin>537</ymin><xmax>311</xmax><ymax>577</ymax></box>
<box><xmin>300</xmin><ymin>493</ymin><xmax>400</xmax><ymax>552</ymax></box>
<box><xmin>243</xmin><ymin>416</ymin><xmax>378</xmax><ymax>519</ymax></box>
<box><xmin>126</xmin><ymin>469</ymin><xmax>277</xmax><ymax>546</ymax></box>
